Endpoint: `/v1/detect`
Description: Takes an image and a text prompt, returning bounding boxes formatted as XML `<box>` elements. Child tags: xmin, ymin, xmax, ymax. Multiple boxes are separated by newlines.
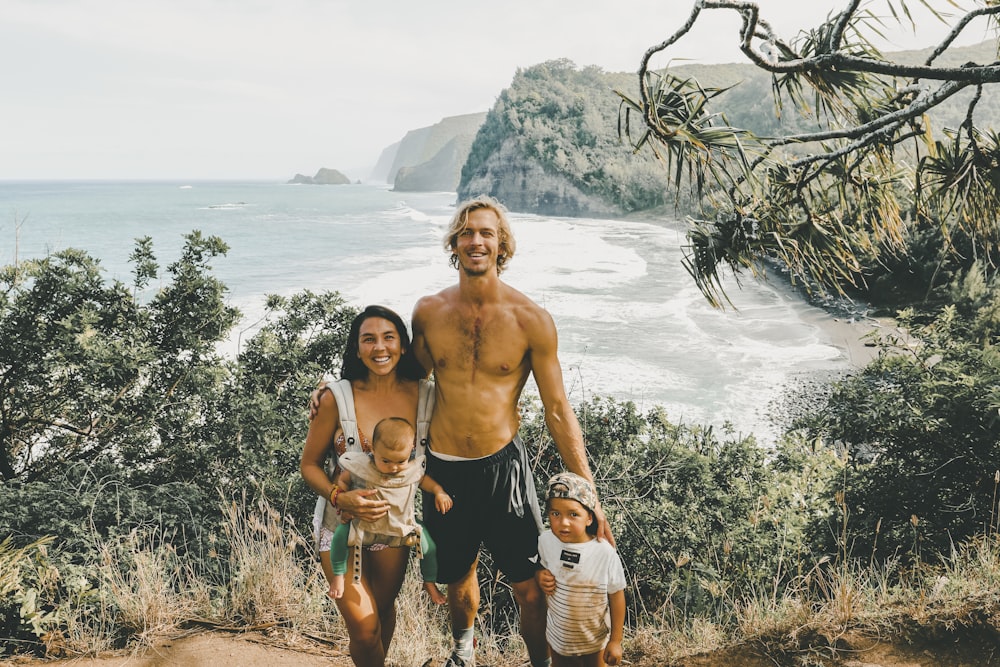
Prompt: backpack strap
<box><xmin>312</xmin><ymin>377</ymin><xmax>360</xmax><ymax>553</ymax></box>
<box><xmin>327</xmin><ymin>378</ymin><xmax>361</xmax><ymax>452</ymax></box>
<box><xmin>415</xmin><ymin>379</ymin><xmax>435</xmax><ymax>457</ymax></box>
<box><xmin>319</xmin><ymin>375</ymin><xmax>433</xmax><ymax>456</ymax></box>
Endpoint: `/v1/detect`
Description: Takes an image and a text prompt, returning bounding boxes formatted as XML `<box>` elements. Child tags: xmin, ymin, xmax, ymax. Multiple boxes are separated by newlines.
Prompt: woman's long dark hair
<box><xmin>341</xmin><ymin>305</ymin><xmax>426</xmax><ymax>381</ymax></box>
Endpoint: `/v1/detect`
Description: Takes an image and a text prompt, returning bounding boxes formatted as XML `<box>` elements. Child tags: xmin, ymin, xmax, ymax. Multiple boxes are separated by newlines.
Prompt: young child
<box><xmin>329</xmin><ymin>416</ymin><xmax>452</xmax><ymax>603</ymax></box>
<box><xmin>536</xmin><ymin>472</ymin><xmax>626</xmax><ymax>667</ymax></box>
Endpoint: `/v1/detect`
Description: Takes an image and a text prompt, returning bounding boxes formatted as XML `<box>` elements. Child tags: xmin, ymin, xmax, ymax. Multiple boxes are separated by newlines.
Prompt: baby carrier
<box><xmin>311</xmin><ymin>376</ymin><xmax>434</xmax><ymax>549</ymax></box>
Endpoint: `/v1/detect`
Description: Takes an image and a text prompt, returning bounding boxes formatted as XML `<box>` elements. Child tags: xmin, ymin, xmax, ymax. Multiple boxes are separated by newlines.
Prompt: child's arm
<box><xmin>419</xmin><ymin>474</ymin><xmax>453</xmax><ymax>514</ymax></box>
<box><xmin>604</xmin><ymin>589</ymin><xmax>626</xmax><ymax>666</ymax></box>
<box><xmin>535</xmin><ymin>567</ymin><xmax>556</xmax><ymax>595</ymax></box>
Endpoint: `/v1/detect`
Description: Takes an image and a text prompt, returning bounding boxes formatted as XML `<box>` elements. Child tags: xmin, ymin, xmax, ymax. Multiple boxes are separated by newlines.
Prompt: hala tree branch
<box><xmin>626</xmin><ymin>0</ymin><xmax>1000</xmax><ymax>305</ymax></box>
<box><xmin>639</xmin><ymin>1</ymin><xmax>1000</xmax><ymax>140</ymax></box>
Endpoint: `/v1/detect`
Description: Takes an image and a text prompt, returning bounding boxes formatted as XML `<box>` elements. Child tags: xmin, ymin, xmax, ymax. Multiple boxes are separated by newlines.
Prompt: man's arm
<box><xmin>410</xmin><ymin>297</ymin><xmax>434</xmax><ymax>376</ymax></box>
<box><xmin>528</xmin><ymin>308</ymin><xmax>615</xmax><ymax>545</ymax></box>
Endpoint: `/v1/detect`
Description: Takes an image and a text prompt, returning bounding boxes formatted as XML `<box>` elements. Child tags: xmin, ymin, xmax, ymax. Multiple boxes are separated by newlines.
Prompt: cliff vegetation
<box><xmin>458</xmin><ymin>59</ymin><xmax>669</xmax><ymax>216</ymax></box>
<box><xmin>452</xmin><ymin>41</ymin><xmax>1000</xmax><ymax>219</ymax></box>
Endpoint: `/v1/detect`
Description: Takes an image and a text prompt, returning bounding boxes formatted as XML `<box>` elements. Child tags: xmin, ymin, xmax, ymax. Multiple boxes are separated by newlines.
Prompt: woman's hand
<box><xmin>336</xmin><ymin>487</ymin><xmax>390</xmax><ymax>522</ymax></box>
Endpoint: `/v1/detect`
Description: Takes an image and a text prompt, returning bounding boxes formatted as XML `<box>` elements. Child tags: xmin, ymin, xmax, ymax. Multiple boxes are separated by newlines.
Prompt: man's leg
<box><xmin>445</xmin><ymin>558</ymin><xmax>479</xmax><ymax>665</ymax></box>
<box><xmin>511</xmin><ymin>576</ymin><xmax>549</xmax><ymax>666</ymax></box>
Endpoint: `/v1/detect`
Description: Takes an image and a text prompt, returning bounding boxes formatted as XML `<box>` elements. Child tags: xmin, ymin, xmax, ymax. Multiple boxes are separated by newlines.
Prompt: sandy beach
<box><xmin>806</xmin><ymin>307</ymin><xmax>893</xmax><ymax>369</ymax></box>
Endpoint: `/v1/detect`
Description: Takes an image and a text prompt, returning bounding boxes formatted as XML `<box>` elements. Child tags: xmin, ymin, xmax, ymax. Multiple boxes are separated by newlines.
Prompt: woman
<box><xmin>300</xmin><ymin>304</ymin><xmax>429</xmax><ymax>667</ymax></box>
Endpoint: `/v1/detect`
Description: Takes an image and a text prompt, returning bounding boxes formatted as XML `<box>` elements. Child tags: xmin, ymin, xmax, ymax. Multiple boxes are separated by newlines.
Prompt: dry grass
<box><xmin>629</xmin><ymin>616</ymin><xmax>728</xmax><ymax>665</ymax></box>
<box><xmin>619</xmin><ymin>534</ymin><xmax>1000</xmax><ymax>666</ymax></box>
<box><xmin>385</xmin><ymin>569</ymin><xmax>451</xmax><ymax>665</ymax></box>
<box><xmin>6</xmin><ymin>495</ymin><xmax>1000</xmax><ymax>666</ymax></box>
<box><xmin>220</xmin><ymin>493</ymin><xmax>320</xmax><ymax>628</ymax></box>
<box><xmin>96</xmin><ymin>529</ymin><xmax>198</xmax><ymax>644</ymax></box>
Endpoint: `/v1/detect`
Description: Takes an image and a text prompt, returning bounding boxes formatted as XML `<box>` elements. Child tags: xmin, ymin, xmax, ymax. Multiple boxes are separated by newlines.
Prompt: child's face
<box><xmin>371</xmin><ymin>440</ymin><xmax>412</xmax><ymax>474</ymax></box>
<box><xmin>547</xmin><ymin>497</ymin><xmax>593</xmax><ymax>544</ymax></box>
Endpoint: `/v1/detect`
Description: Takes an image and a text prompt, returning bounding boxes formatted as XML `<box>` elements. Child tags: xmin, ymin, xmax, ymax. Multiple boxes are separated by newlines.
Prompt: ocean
<box><xmin>1</xmin><ymin>180</ymin><xmax>852</xmax><ymax>442</ymax></box>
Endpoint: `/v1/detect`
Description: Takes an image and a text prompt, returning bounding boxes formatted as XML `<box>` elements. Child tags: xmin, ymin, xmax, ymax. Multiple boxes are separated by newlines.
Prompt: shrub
<box><xmin>797</xmin><ymin>303</ymin><xmax>1000</xmax><ymax>562</ymax></box>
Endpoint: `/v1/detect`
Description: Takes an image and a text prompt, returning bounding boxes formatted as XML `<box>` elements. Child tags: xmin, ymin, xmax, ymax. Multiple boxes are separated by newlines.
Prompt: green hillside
<box><xmin>458</xmin><ymin>60</ymin><xmax>670</xmax><ymax>213</ymax></box>
<box><xmin>456</xmin><ymin>42</ymin><xmax>1000</xmax><ymax>217</ymax></box>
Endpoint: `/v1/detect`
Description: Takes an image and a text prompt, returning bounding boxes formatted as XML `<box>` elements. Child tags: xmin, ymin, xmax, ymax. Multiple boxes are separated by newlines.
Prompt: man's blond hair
<box><xmin>443</xmin><ymin>195</ymin><xmax>516</xmax><ymax>275</ymax></box>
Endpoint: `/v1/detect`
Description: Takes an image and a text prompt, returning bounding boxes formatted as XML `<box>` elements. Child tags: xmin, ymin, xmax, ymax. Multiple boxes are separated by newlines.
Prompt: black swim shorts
<box><xmin>422</xmin><ymin>438</ymin><xmax>543</xmax><ymax>584</ymax></box>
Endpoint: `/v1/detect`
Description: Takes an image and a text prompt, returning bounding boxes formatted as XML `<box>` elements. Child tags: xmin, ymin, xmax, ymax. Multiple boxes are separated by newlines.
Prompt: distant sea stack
<box><xmin>288</xmin><ymin>168</ymin><xmax>351</xmax><ymax>185</ymax></box>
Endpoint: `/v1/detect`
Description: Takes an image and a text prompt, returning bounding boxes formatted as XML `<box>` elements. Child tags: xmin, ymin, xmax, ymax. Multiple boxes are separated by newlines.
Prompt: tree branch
<box><xmin>924</xmin><ymin>4</ymin><xmax>1000</xmax><ymax>66</ymax></box>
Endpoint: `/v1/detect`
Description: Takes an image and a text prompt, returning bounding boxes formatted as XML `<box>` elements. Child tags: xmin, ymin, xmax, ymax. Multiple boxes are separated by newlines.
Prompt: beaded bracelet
<box><xmin>329</xmin><ymin>486</ymin><xmax>341</xmax><ymax>509</ymax></box>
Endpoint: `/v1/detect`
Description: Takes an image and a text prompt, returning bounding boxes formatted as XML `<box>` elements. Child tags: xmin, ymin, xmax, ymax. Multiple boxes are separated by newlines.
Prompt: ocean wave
<box><xmin>204</xmin><ymin>202</ymin><xmax>249</xmax><ymax>210</ymax></box>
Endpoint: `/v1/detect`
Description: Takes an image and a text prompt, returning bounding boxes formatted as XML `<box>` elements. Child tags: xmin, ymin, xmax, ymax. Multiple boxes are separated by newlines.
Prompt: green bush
<box><xmin>521</xmin><ymin>396</ymin><xmax>841</xmax><ymax>621</ymax></box>
<box><xmin>796</xmin><ymin>302</ymin><xmax>1000</xmax><ymax>562</ymax></box>
<box><xmin>0</xmin><ymin>236</ymin><xmax>359</xmax><ymax>654</ymax></box>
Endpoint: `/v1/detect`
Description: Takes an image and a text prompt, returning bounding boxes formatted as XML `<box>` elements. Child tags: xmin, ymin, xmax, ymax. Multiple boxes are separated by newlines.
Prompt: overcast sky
<box><xmin>1</xmin><ymin>0</ymin><xmax>991</xmax><ymax>181</ymax></box>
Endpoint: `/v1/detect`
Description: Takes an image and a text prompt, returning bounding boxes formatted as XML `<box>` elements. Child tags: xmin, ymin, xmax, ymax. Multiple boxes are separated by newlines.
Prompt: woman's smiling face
<box><xmin>357</xmin><ymin>316</ymin><xmax>403</xmax><ymax>376</ymax></box>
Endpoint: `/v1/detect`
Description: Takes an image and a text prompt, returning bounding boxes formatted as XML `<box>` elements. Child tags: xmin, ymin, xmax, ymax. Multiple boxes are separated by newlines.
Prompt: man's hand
<box><xmin>536</xmin><ymin>568</ymin><xmax>556</xmax><ymax>595</ymax></box>
<box><xmin>307</xmin><ymin>383</ymin><xmax>329</xmax><ymax>421</ymax></box>
<box><xmin>594</xmin><ymin>501</ymin><xmax>616</xmax><ymax>547</ymax></box>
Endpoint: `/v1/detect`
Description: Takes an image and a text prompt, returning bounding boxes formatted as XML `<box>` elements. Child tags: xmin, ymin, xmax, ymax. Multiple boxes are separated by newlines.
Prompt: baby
<box><xmin>329</xmin><ymin>416</ymin><xmax>452</xmax><ymax>603</ymax></box>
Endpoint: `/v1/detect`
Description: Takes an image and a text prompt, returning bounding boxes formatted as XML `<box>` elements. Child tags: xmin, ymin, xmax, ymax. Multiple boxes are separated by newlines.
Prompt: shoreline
<box><xmin>618</xmin><ymin>207</ymin><xmax>897</xmax><ymax>371</ymax></box>
<box><xmin>801</xmin><ymin>306</ymin><xmax>888</xmax><ymax>369</ymax></box>
<box><xmin>766</xmin><ymin>261</ymin><xmax>893</xmax><ymax>370</ymax></box>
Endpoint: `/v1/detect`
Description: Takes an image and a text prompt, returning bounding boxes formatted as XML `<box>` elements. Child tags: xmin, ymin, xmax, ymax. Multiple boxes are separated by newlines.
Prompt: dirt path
<box><xmin>4</xmin><ymin>628</ymin><xmax>998</xmax><ymax>666</ymax></box>
<box><xmin>3</xmin><ymin>632</ymin><xmax>353</xmax><ymax>667</ymax></box>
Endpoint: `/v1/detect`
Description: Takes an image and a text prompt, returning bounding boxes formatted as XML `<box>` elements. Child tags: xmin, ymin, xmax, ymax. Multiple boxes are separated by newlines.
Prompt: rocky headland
<box><xmin>287</xmin><ymin>167</ymin><xmax>351</xmax><ymax>185</ymax></box>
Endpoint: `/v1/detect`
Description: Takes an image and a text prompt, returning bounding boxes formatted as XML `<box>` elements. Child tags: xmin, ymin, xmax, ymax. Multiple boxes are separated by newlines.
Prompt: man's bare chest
<box><xmin>429</xmin><ymin>313</ymin><xmax>528</xmax><ymax>376</ymax></box>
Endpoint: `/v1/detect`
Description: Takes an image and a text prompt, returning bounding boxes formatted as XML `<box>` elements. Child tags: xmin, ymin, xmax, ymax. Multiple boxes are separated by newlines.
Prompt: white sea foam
<box><xmin>2</xmin><ymin>182</ymin><xmax>856</xmax><ymax>443</ymax></box>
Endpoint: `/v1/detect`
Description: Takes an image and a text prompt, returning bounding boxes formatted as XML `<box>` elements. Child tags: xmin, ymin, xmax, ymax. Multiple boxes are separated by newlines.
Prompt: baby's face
<box><xmin>372</xmin><ymin>441</ymin><xmax>412</xmax><ymax>474</ymax></box>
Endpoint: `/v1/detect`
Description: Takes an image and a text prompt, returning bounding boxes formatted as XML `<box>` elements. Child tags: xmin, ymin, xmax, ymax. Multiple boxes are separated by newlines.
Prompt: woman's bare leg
<box><xmin>365</xmin><ymin>546</ymin><xmax>410</xmax><ymax>654</ymax></box>
<box><xmin>333</xmin><ymin>547</ymin><xmax>387</xmax><ymax>667</ymax></box>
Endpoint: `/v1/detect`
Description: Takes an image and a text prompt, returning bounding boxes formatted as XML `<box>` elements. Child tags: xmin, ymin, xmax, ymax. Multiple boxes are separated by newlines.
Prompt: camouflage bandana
<box><xmin>546</xmin><ymin>472</ymin><xmax>598</xmax><ymax>514</ymax></box>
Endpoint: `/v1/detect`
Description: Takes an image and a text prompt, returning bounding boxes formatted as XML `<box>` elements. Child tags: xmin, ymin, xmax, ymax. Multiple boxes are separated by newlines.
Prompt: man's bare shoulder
<box><xmin>501</xmin><ymin>284</ymin><xmax>556</xmax><ymax>331</ymax></box>
<box><xmin>413</xmin><ymin>286</ymin><xmax>456</xmax><ymax>319</ymax></box>
<box><xmin>416</xmin><ymin>285</ymin><xmax>459</xmax><ymax>307</ymax></box>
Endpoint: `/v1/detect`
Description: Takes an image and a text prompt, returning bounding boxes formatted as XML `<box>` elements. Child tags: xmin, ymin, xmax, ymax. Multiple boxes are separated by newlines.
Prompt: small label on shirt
<box><xmin>559</xmin><ymin>549</ymin><xmax>580</xmax><ymax>568</ymax></box>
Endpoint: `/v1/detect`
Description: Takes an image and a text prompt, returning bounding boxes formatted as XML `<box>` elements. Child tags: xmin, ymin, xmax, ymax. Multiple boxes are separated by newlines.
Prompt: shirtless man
<box><xmin>412</xmin><ymin>195</ymin><xmax>612</xmax><ymax>667</ymax></box>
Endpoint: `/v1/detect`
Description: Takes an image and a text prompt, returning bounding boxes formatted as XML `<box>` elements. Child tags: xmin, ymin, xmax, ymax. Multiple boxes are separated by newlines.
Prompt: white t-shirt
<box><xmin>538</xmin><ymin>530</ymin><xmax>627</xmax><ymax>657</ymax></box>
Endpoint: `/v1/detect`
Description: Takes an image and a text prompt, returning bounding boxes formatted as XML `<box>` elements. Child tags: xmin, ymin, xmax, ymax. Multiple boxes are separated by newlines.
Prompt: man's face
<box><xmin>454</xmin><ymin>208</ymin><xmax>500</xmax><ymax>276</ymax></box>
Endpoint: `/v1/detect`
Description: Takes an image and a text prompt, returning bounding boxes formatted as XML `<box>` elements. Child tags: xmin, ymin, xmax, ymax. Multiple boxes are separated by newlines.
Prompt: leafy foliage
<box><xmin>620</xmin><ymin>0</ymin><xmax>1000</xmax><ymax>307</ymax></box>
<box><xmin>522</xmin><ymin>397</ymin><xmax>841</xmax><ymax>616</ymax></box>
<box><xmin>461</xmin><ymin>60</ymin><xmax>671</xmax><ymax>212</ymax></box>
<box><xmin>796</xmin><ymin>285</ymin><xmax>1000</xmax><ymax>560</ymax></box>
<box><xmin>0</xmin><ymin>233</ymin><xmax>239</xmax><ymax>484</ymax></box>
<box><xmin>223</xmin><ymin>290</ymin><xmax>357</xmax><ymax>511</ymax></box>
<box><xmin>0</xmin><ymin>236</ymin><xmax>360</xmax><ymax>653</ymax></box>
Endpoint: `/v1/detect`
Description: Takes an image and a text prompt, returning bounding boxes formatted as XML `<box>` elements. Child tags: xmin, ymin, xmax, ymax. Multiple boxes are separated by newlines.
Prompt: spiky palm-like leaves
<box><xmin>622</xmin><ymin>0</ymin><xmax>1000</xmax><ymax>306</ymax></box>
